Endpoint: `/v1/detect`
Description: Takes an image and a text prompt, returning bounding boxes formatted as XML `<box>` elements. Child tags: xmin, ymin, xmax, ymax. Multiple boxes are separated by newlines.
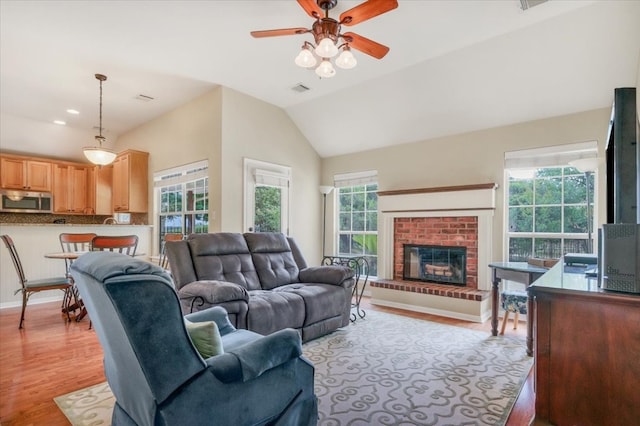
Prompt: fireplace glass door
<box><xmin>403</xmin><ymin>244</ymin><xmax>467</xmax><ymax>286</ymax></box>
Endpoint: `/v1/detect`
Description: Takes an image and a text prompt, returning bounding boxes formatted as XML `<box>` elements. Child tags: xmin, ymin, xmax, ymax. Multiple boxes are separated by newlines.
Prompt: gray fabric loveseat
<box><xmin>165</xmin><ymin>232</ymin><xmax>355</xmax><ymax>342</ymax></box>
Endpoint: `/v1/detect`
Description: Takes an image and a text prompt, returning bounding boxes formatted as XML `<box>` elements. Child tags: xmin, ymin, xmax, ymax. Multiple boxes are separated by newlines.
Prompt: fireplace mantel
<box><xmin>377</xmin><ymin>183</ymin><xmax>497</xmax><ymax>291</ymax></box>
<box><xmin>377</xmin><ymin>183</ymin><xmax>497</xmax><ymax>198</ymax></box>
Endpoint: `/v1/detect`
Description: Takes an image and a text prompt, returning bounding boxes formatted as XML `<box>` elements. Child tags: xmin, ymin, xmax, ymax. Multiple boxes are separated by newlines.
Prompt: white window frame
<box><xmin>243</xmin><ymin>158</ymin><xmax>291</xmax><ymax>234</ymax></box>
<box><xmin>504</xmin><ymin>141</ymin><xmax>598</xmax><ymax>261</ymax></box>
<box><xmin>334</xmin><ymin>170</ymin><xmax>379</xmax><ymax>277</ymax></box>
<box><xmin>153</xmin><ymin>160</ymin><xmax>209</xmax><ymax>254</ymax></box>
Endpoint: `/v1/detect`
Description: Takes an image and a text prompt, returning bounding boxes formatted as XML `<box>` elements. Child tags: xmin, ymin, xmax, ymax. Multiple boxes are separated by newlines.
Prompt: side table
<box><xmin>322</xmin><ymin>256</ymin><xmax>369</xmax><ymax>321</ymax></box>
<box><xmin>488</xmin><ymin>262</ymin><xmax>547</xmax><ymax>356</ymax></box>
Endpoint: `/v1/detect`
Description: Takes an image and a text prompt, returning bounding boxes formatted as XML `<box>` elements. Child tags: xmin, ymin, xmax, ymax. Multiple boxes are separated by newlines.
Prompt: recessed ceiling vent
<box><xmin>291</xmin><ymin>83</ymin><xmax>311</xmax><ymax>93</ymax></box>
<box><xmin>135</xmin><ymin>94</ymin><xmax>155</xmax><ymax>102</ymax></box>
<box><xmin>520</xmin><ymin>0</ymin><xmax>549</xmax><ymax>11</ymax></box>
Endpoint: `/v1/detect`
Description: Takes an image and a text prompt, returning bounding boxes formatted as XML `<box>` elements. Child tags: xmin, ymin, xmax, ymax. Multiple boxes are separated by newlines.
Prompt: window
<box><xmin>335</xmin><ymin>171</ymin><xmax>378</xmax><ymax>277</ymax></box>
<box><xmin>155</xmin><ymin>161</ymin><xmax>209</xmax><ymax>251</ymax></box>
<box><xmin>244</xmin><ymin>159</ymin><xmax>290</xmax><ymax>234</ymax></box>
<box><xmin>505</xmin><ymin>142</ymin><xmax>597</xmax><ymax>261</ymax></box>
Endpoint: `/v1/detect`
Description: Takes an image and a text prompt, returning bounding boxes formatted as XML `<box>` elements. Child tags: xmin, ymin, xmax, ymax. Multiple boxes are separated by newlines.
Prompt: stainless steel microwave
<box><xmin>0</xmin><ymin>190</ymin><xmax>52</xmax><ymax>213</ymax></box>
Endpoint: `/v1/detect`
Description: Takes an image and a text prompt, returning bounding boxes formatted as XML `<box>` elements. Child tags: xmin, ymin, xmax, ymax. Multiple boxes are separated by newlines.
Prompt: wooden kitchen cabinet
<box><xmin>0</xmin><ymin>155</ymin><xmax>52</xmax><ymax>192</ymax></box>
<box><xmin>112</xmin><ymin>150</ymin><xmax>148</xmax><ymax>213</ymax></box>
<box><xmin>52</xmin><ymin>163</ymin><xmax>90</xmax><ymax>214</ymax></box>
<box><xmin>87</xmin><ymin>165</ymin><xmax>113</xmax><ymax>215</ymax></box>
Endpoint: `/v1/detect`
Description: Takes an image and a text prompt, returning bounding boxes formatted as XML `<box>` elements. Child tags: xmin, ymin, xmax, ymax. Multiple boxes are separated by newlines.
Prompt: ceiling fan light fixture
<box><xmin>250</xmin><ymin>0</ymin><xmax>398</xmax><ymax>78</ymax></box>
<box><xmin>315</xmin><ymin>59</ymin><xmax>336</xmax><ymax>78</ymax></box>
<box><xmin>83</xmin><ymin>73</ymin><xmax>116</xmax><ymax>166</ymax></box>
<box><xmin>335</xmin><ymin>47</ymin><xmax>357</xmax><ymax>69</ymax></box>
<box><xmin>315</xmin><ymin>37</ymin><xmax>338</xmax><ymax>58</ymax></box>
<box><xmin>295</xmin><ymin>45</ymin><xmax>317</xmax><ymax>68</ymax></box>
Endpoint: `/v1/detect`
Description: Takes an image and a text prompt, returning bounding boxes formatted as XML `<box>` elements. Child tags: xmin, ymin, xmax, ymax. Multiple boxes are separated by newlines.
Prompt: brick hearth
<box><xmin>370</xmin><ymin>280</ymin><xmax>488</xmax><ymax>301</ymax></box>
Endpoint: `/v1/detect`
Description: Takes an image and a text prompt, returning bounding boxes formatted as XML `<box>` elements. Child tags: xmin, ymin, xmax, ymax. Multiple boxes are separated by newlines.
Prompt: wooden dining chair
<box><xmin>91</xmin><ymin>235</ymin><xmax>139</xmax><ymax>256</ymax></box>
<box><xmin>59</xmin><ymin>233</ymin><xmax>96</xmax><ymax>275</ymax></box>
<box><xmin>1</xmin><ymin>234</ymin><xmax>75</xmax><ymax>328</ymax></box>
<box><xmin>158</xmin><ymin>233</ymin><xmax>183</xmax><ymax>269</ymax></box>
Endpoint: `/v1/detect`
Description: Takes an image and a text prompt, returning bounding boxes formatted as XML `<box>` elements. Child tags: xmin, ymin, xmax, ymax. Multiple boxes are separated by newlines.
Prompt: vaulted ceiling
<box><xmin>1</xmin><ymin>1</ymin><xmax>638</xmax><ymax>162</ymax></box>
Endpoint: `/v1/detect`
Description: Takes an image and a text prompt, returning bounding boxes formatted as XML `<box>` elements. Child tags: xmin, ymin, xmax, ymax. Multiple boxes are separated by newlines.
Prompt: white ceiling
<box><xmin>1</xmin><ymin>1</ymin><xmax>639</xmax><ymax>162</ymax></box>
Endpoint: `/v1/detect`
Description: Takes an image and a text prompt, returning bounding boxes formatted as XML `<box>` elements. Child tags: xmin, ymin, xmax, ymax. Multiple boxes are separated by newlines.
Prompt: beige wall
<box><xmin>219</xmin><ymin>87</ymin><xmax>322</xmax><ymax>259</ymax></box>
<box><xmin>115</xmin><ymin>86</ymin><xmax>324</xmax><ymax>261</ymax></box>
<box><xmin>115</xmin><ymin>87</ymin><xmax>223</xmax><ymax>242</ymax></box>
<box><xmin>322</xmin><ymin>107</ymin><xmax>612</xmax><ymax>261</ymax></box>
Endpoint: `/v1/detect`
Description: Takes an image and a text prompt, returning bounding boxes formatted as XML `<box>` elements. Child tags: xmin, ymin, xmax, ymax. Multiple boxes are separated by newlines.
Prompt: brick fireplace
<box><xmin>371</xmin><ymin>183</ymin><xmax>497</xmax><ymax>322</ymax></box>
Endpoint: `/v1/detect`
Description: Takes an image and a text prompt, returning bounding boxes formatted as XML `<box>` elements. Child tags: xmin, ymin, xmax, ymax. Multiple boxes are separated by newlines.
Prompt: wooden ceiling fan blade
<box><xmin>343</xmin><ymin>32</ymin><xmax>389</xmax><ymax>59</ymax></box>
<box><xmin>340</xmin><ymin>0</ymin><xmax>398</xmax><ymax>26</ymax></box>
<box><xmin>297</xmin><ymin>0</ymin><xmax>324</xmax><ymax>19</ymax></box>
<box><xmin>250</xmin><ymin>28</ymin><xmax>309</xmax><ymax>38</ymax></box>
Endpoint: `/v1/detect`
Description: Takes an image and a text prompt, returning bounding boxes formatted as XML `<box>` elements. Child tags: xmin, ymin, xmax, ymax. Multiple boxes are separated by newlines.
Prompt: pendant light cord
<box><xmin>98</xmin><ymin>77</ymin><xmax>103</xmax><ymax>144</ymax></box>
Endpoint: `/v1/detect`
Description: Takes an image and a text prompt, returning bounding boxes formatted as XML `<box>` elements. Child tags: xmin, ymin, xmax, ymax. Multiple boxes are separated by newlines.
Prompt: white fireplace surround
<box><xmin>377</xmin><ymin>184</ymin><xmax>497</xmax><ymax>291</ymax></box>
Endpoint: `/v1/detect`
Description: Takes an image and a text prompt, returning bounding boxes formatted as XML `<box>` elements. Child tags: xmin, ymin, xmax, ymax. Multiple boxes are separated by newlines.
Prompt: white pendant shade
<box><xmin>335</xmin><ymin>49</ymin><xmax>357</xmax><ymax>69</ymax></box>
<box><xmin>83</xmin><ymin>146</ymin><xmax>117</xmax><ymax>166</ymax></box>
<box><xmin>295</xmin><ymin>47</ymin><xmax>317</xmax><ymax>68</ymax></box>
<box><xmin>315</xmin><ymin>59</ymin><xmax>336</xmax><ymax>78</ymax></box>
<box><xmin>314</xmin><ymin>37</ymin><xmax>338</xmax><ymax>58</ymax></box>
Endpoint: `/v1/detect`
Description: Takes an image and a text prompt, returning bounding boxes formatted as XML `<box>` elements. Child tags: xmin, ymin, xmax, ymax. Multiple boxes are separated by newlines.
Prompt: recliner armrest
<box><xmin>179</xmin><ymin>280</ymin><xmax>249</xmax><ymax>304</ymax></box>
<box><xmin>184</xmin><ymin>305</ymin><xmax>236</xmax><ymax>336</ymax></box>
<box><xmin>205</xmin><ymin>328</ymin><xmax>302</xmax><ymax>383</ymax></box>
<box><xmin>299</xmin><ymin>265</ymin><xmax>355</xmax><ymax>285</ymax></box>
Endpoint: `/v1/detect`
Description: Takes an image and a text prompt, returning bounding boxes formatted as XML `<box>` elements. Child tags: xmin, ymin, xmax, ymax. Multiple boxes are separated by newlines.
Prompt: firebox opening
<box><xmin>403</xmin><ymin>244</ymin><xmax>467</xmax><ymax>286</ymax></box>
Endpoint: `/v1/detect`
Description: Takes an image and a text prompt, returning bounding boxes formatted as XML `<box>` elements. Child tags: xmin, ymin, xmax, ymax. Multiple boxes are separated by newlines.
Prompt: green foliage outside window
<box><xmin>507</xmin><ymin>166</ymin><xmax>594</xmax><ymax>260</ymax></box>
<box><xmin>254</xmin><ymin>186</ymin><xmax>281</xmax><ymax>232</ymax></box>
<box><xmin>338</xmin><ymin>183</ymin><xmax>378</xmax><ymax>276</ymax></box>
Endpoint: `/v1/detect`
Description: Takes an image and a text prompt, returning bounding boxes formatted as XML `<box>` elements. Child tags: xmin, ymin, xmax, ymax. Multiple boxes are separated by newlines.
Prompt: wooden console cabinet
<box><xmin>529</xmin><ymin>264</ymin><xmax>640</xmax><ymax>426</ymax></box>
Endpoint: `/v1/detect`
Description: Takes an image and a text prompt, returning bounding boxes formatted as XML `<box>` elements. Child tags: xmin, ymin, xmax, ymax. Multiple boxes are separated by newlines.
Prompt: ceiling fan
<box><xmin>250</xmin><ymin>0</ymin><xmax>398</xmax><ymax>77</ymax></box>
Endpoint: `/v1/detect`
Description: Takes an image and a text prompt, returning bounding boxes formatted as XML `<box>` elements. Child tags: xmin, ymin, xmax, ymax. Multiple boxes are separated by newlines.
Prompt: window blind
<box><xmin>504</xmin><ymin>141</ymin><xmax>598</xmax><ymax>169</ymax></box>
<box><xmin>334</xmin><ymin>170</ymin><xmax>378</xmax><ymax>188</ymax></box>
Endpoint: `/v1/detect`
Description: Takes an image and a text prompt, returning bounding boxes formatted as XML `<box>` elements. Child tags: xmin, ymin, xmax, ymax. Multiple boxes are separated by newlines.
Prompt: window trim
<box><xmin>243</xmin><ymin>158</ymin><xmax>291</xmax><ymax>234</ymax></box>
<box><xmin>154</xmin><ymin>160</ymin><xmax>209</xmax><ymax>254</ymax></box>
<box><xmin>334</xmin><ymin>171</ymin><xmax>379</xmax><ymax>278</ymax></box>
<box><xmin>504</xmin><ymin>164</ymin><xmax>597</xmax><ymax>260</ymax></box>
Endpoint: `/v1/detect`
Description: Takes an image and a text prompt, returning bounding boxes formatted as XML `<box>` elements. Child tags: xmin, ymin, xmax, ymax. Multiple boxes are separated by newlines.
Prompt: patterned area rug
<box><xmin>55</xmin><ymin>311</ymin><xmax>532</xmax><ymax>425</ymax></box>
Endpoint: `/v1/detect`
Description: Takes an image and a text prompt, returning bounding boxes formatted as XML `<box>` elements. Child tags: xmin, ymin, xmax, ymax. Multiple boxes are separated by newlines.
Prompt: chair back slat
<box><xmin>60</xmin><ymin>233</ymin><xmax>97</xmax><ymax>273</ymax></box>
<box><xmin>92</xmin><ymin>235</ymin><xmax>139</xmax><ymax>256</ymax></box>
<box><xmin>60</xmin><ymin>233</ymin><xmax>96</xmax><ymax>252</ymax></box>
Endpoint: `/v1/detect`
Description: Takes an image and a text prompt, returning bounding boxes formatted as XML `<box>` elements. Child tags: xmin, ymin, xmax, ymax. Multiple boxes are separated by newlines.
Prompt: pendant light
<box><xmin>83</xmin><ymin>74</ymin><xmax>116</xmax><ymax>166</ymax></box>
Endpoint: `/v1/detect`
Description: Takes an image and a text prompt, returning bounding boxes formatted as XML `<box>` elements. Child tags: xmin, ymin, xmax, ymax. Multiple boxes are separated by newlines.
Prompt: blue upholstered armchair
<box><xmin>70</xmin><ymin>252</ymin><xmax>317</xmax><ymax>426</ymax></box>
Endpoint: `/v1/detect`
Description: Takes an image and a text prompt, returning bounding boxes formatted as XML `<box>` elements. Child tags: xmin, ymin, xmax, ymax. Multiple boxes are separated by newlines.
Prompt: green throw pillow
<box><xmin>184</xmin><ymin>319</ymin><xmax>224</xmax><ymax>358</ymax></box>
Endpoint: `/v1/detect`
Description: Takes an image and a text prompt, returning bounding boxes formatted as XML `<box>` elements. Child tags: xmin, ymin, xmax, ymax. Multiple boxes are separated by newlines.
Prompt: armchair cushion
<box><xmin>184</xmin><ymin>319</ymin><xmax>224</xmax><ymax>358</ymax></box>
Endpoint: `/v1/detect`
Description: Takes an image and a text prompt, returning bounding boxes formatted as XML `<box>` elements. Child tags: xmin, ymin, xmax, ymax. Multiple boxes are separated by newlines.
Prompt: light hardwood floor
<box><xmin>0</xmin><ymin>298</ymin><xmax>533</xmax><ymax>425</ymax></box>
